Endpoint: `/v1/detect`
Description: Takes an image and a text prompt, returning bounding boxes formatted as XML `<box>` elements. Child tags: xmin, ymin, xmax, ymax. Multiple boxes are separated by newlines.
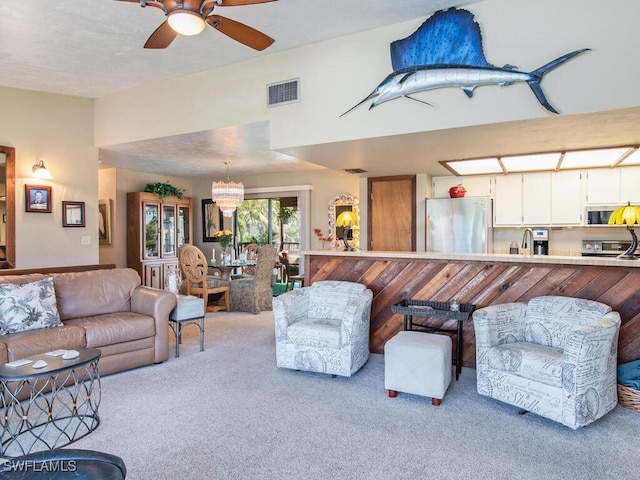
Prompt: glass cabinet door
<box><xmin>143</xmin><ymin>203</ymin><xmax>160</xmax><ymax>259</ymax></box>
<box><xmin>162</xmin><ymin>204</ymin><xmax>176</xmax><ymax>257</ymax></box>
<box><xmin>178</xmin><ymin>205</ymin><xmax>190</xmax><ymax>248</ymax></box>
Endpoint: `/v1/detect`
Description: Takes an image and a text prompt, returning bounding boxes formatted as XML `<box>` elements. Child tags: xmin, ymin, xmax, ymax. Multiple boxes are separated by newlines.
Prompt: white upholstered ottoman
<box><xmin>384</xmin><ymin>331</ymin><xmax>452</xmax><ymax>406</ymax></box>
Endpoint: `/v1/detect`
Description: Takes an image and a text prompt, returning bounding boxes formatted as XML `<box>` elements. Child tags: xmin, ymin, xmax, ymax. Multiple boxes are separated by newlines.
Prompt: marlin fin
<box><xmin>462</xmin><ymin>86</ymin><xmax>475</xmax><ymax>98</ymax></box>
<box><xmin>527</xmin><ymin>48</ymin><xmax>590</xmax><ymax>114</ymax></box>
<box><xmin>404</xmin><ymin>95</ymin><xmax>433</xmax><ymax>107</ymax></box>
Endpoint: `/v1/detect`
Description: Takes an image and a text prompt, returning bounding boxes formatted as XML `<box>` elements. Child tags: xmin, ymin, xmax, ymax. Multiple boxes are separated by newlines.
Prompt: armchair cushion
<box><xmin>307</xmin><ymin>281</ymin><xmax>368</xmax><ymax>320</ymax></box>
<box><xmin>524</xmin><ymin>296</ymin><xmax>612</xmax><ymax>348</ymax></box>
<box><xmin>287</xmin><ymin>318</ymin><xmax>342</xmax><ymax>349</ymax></box>
<box><xmin>488</xmin><ymin>342</ymin><xmax>564</xmax><ymax>387</ymax></box>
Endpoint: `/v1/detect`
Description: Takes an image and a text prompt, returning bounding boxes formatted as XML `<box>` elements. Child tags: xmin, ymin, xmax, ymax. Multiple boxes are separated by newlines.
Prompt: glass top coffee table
<box><xmin>0</xmin><ymin>348</ymin><xmax>101</xmax><ymax>458</ymax></box>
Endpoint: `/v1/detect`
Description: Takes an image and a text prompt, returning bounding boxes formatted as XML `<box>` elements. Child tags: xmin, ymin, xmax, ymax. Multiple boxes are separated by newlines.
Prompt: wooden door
<box><xmin>368</xmin><ymin>176</ymin><xmax>416</xmax><ymax>251</ymax></box>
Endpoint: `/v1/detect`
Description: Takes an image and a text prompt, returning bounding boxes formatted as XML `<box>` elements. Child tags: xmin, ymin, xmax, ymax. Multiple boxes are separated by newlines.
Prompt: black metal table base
<box><xmin>0</xmin><ymin>351</ymin><xmax>101</xmax><ymax>458</ymax></box>
<box><xmin>169</xmin><ymin>316</ymin><xmax>205</xmax><ymax>357</ymax></box>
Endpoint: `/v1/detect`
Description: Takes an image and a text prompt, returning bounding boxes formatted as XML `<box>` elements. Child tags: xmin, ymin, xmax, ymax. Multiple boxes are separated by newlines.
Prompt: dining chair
<box><xmin>179</xmin><ymin>245</ymin><xmax>230</xmax><ymax>313</ymax></box>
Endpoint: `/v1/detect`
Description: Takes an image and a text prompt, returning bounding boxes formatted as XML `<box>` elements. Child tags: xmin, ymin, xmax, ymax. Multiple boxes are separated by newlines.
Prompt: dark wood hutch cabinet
<box><xmin>127</xmin><ymin>192</ymin><xmax>192</xmax><ymax>289</ymax></box>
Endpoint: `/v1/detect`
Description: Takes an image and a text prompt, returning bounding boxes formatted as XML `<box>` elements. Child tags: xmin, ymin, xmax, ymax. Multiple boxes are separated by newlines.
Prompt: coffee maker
<box><xmin>532</xmin><ymin>228</ymin><xmax>549</xmax><ymax>255</ymax></box>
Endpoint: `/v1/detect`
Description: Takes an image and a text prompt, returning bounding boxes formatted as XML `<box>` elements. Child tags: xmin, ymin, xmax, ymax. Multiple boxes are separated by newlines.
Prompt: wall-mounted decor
<box><xmin>341</xmin><ymin>8</ymin><xmax>589</xmax><ymax>116</ymax></box>
<box><xmin>202</xmin><ymin>199</ymin><xmax>224</xmax><ymax>242</ymax></box>
<box><xmin>25</xmin><ymin>185</ymin><xmax>52</xmax><ymax>213</ymax></box>
<box><xmin>328</xmin><ymin>194</ymin><xmax>360</xmax><ymax>249</ymax></box>
<box><xmin>62</xmin><ymin>201</ymin><xmax>85</xmax><ymax>227</ymax></box>
<box><xmin>98</xmin><ymin>198</ymin><xmax>112</xmax><ymax>245</ymax></box>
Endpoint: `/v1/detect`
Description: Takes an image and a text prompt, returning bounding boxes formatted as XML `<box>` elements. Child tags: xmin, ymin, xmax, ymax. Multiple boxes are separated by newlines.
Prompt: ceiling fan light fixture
<box><xmin>167</xmin><ymin>10</ymin><xmax>206</xmax><ymax>36</ymax></box>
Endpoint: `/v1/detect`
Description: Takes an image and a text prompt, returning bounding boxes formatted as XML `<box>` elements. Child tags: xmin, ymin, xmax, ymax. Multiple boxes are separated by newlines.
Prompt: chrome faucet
<box><xmin>521</xmin><ymin>228</ymin><xmax>533</xmax><ymax>256</ymax></box>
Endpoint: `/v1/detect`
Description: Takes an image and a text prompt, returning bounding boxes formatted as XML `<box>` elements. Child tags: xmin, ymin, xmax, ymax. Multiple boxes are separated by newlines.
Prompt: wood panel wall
<box><xmin>305</xmin><ymin>254</ymin><xmax>640</xmax><ymax>367</ymax></box>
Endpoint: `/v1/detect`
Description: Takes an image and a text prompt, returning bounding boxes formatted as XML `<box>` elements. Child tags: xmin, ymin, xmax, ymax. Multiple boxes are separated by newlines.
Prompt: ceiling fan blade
<box><xmin>144</xmin><ymin>21</ymin><xmax>179</xmax><ymax>49</ymax></box>
<box><xmin>216</xmin><ymin>0</ymin><xmax>278</xmax><ymax>6</ymax></box>
<box><xmin>207</xmin><ymin>15</ymin><xmax>274</xmax><ymax>51</ymax></box>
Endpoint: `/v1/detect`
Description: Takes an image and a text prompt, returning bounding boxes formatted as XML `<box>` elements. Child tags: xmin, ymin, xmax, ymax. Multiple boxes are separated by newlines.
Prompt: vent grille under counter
<box><xmin>581</xmin><ymin>240</ymin><xmax>638</xmax><ymax>256</ymax></box>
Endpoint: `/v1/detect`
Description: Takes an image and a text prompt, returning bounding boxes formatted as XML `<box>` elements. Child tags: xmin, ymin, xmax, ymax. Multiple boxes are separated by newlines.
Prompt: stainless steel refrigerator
<box><xmin>426</xmin><ymin>197</ymin><xmax>493</xmax><ymax>253</ymax></box>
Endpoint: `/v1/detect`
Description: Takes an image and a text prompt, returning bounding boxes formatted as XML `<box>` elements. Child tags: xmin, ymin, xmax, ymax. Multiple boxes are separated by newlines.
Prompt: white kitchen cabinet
<box><xmin>522</xmin><ymin>172</ymin><xmax>551</xmax><ymax>225</ymax></box>
<box><xmin>586</xmin><ymin>167</ymin><xmax>640</xmax><ymax>206</ymax></box>
<box><xmin>586</xmin><ymin>169</ymin><xmax>620</xmax><ymax>205</ymax></box>
<box><xmin>619</xmin><ymin>166</ymin><xmax>640</xmax><ymax>204</ymax></box>
<box><xmin>432</xmin><ymin>175</ymin><xmax>492</xmax><ymax>198</ymax></box>
<box><xmin>494</xmin><ymin>175</ymin><xmax>522</xmax><ymax>226</ymax></box>
<box><xmin>551</xmin><ymin>170</ymin><xmax>583</xmax><ymax>225</ymax></box>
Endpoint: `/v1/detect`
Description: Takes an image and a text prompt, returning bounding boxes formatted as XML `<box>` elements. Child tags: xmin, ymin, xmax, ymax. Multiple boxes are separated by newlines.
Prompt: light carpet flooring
<box><xmin>72</xmin><ymin>311</ymin><xmax>640</xmax><ymax>479</ymax></box>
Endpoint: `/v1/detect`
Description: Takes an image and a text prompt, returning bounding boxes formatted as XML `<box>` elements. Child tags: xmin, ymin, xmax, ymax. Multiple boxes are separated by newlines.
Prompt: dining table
<box><xmin>209</xmin><ymin>261</ymin><xmax>256</xmax><ymax>280</ymax></box>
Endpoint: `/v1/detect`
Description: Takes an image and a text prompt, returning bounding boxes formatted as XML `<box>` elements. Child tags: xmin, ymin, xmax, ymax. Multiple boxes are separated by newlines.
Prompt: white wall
<box><xmin>94</xmin><ymin>0</ymin><xmax>640</xmax><ymax>151</ymax></box>
<box><xmin>0</xmin><ymin>87</ymin><xmax>98</xmax><ymax>269</ymax></box>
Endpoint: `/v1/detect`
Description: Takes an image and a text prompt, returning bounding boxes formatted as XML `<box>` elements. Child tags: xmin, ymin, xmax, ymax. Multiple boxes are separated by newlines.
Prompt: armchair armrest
<box><xmin>562</xmin><ymin>311</ymin><xmax>621</xmax><ymax>427</ymax></box>
<box><xmin>472</xmin><ymin>302</ymin><xmax>527</xmax><ymax>349</ymax></box>
<box><xmin>273</xmin><ymin>288</ymin><xmax>310</xmax><ymax>339</ymax></box>
<box><xmin>341</xmin><ymin>290</ymin><xmax>374</xmax><ymax>329</ymax></box>
<box><xmin>340</xmin><ymin>289</ymin><xmax>373</xmax><ymax>347</ymax></box>
<box><xmin>564</xmin><ymin>311</ymin><xmax>621</xmax><ymax>380</ymax></box>
<box><xmin>131</xmin><ymin>286</ymin><xmax>177</xmax><ymax>363</ymax></box>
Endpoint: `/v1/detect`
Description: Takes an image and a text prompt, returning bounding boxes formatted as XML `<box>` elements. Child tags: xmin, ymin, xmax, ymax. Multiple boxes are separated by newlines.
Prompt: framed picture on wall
<box><xmin>202</xmin><ymin>199</ymin><xmax>223</xmax><ymax>242</ymax></box>
<box><xmin>62</xmin><ymin>201</ymin><xmax>85</xmax><ymax>227</ymax></box>
<box><xmin>25</xmin><ymin>185</ymin><xmax>52</xmax><ymax>213</ymax></box>
<box><xmin>98</xmin><ymin>198</ymin><xmax>113</xmax><ymax>245</ymax></box>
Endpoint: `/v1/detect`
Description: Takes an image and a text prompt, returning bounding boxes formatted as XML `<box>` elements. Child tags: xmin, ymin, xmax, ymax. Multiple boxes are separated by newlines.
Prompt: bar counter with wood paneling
<box><xmin>303</xmin><ymin>250</ymin><xmax>640</xmax><ymax>367</ymax></box>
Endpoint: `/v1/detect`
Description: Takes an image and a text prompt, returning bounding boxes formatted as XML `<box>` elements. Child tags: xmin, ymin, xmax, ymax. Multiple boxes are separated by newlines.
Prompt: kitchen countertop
<box><xmin>302</xmin><ymin>250</ymin><xmax>640</xmax><ymax>267</ymax></box>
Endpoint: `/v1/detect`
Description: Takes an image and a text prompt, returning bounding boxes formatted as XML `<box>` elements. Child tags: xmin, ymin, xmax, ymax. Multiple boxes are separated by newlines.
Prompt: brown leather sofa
<box><xmin>0</xmin><ymin>268</ymin><xmax>176</xmax><ymax>375</ymax></box>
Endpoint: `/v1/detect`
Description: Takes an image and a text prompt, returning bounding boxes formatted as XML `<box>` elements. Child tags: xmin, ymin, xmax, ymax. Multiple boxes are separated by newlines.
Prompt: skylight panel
<box><xmin>444</xmin><ymin>158</ymin><xmax>501</xmax><ymax>175</ymax></box>
<box><xmin>561</xmin><ymin>147</ymin><xmax>630</xmax><ymax>169</ymax></box>
<box><xmin>501</xmin><ymin>153</ymin><xmax>561</xmax><ymax>172</ymax></box>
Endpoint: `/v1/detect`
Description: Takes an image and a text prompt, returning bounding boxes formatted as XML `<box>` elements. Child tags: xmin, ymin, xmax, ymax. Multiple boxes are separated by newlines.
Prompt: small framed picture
<box><xmin>25</xmin><ymin>185</ymin><xmax>52</xmax><ymax>213</ymax></box>
<box><xmin>62</xmin><ymin>201</ymin><xmax>85</xmax><ymax>227</ymax></box>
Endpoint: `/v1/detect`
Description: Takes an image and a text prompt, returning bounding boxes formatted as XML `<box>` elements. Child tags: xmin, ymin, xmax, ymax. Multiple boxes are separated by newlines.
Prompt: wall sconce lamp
<box><xmin>32</xmin><ymin>160</ymin><xmax>52</xmax><ymax>179</ymax></box>
<box><xmin>336</xmin><ymin>211</ymin><xmax>357</xmax><ymax>251</ymax></box>
<box><xmin>608</xmin><ymin>201</ymin><xmax>640</xmax><ymax>259</ymax></box>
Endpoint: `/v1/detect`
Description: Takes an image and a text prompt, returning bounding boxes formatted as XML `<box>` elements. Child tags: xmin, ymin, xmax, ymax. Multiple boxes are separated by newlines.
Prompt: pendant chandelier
<box><xmin>212</xmin><ymin>161</ymin><xmax>244</xmax><ymax>218</ymax></box>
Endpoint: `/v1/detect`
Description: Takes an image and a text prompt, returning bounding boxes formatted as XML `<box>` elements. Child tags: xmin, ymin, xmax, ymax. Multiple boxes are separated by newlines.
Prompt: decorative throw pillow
<box><xmin>0</xmin><ymin>277</ymin><xmax>62</xmax><ymax>335</ymax></box>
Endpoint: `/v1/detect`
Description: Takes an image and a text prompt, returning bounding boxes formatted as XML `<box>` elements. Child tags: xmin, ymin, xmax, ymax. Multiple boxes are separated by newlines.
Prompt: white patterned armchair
<box><xmin>473</xmin><ymin>296</ymin><xmax>621</xmax><ymax>429</ymax></box>
<box><xmin>273</xmin><ymin>281</ymin><xmax>373</xmax><ymax>377</ymax></box>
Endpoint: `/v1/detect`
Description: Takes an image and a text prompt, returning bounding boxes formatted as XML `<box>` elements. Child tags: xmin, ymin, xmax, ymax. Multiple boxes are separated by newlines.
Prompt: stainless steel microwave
<box><xmin>584</xmin><ymin>206</ymin><xmax>621</xmax><ymax>225</ymax></box>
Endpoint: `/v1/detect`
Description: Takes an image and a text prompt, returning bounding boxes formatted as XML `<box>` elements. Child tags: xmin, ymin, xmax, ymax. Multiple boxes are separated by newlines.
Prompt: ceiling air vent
<box><xmin>344</xmin><ymin>168</ymin><xmax>367</xmax><ymax>174</ymax></box>
<box><xmin>267</xmin><ymin>78</ymin><xmax>300</xmax><ymax>107</ymax></box>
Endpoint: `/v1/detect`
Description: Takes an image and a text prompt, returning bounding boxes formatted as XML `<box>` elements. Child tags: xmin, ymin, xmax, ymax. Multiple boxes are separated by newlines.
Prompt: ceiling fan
<box><xmin>116</xmin><ymin>0</ymin><xmax>277</xmax><ymax>50</ymax></box>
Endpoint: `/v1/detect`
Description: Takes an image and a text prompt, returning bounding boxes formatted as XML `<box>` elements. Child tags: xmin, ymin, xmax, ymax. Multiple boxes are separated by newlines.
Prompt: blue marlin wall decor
<box><xmin>341</xmin><ymin>8</ymin><xmax>589</xmax><ymax>116</ymax></box>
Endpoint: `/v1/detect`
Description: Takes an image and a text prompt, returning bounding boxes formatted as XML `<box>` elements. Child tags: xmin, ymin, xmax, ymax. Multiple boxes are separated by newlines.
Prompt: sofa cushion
<box><xmin>307</xmin><ymin>281</ymin><xmax>367</xmax><ymax>321</ymax></box>
<box><xmin>524</xmin><ymin>296</ymin><xmax>612</xmax><ymax>349</ymax></box>
<box><xmin>0</xmin><ymin>277</ymin><xmax>62</xmax><ymax>335</ymax></box>
<box><xmin>1</xmin><ymin>325</ymin><xmax>86</xmax><ymax>362</ymax></box>
<box><xmin>64</xmin><ymin>312</ymin><xmax>156</xmax><ymax>348</ymax></box>
<box><xmin>54</xmin><ymin>268</ymin><xmax>141</xmax><ymax>320</ymax></box>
